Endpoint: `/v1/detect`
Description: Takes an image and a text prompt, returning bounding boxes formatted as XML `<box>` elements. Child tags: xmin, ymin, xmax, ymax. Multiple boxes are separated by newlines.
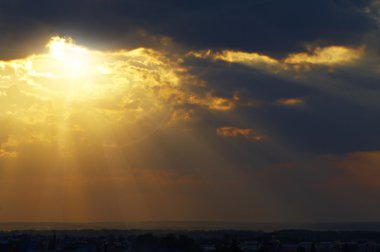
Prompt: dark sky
<box><xmin>0</xmin><ymin>0</ymin><xmax>380</xmax><ymax>222</ymax></box>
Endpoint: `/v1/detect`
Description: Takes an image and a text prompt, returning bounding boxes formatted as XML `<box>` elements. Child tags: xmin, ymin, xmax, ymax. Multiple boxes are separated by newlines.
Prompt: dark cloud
<box><xmin>184</xmin><ymin>58</ymin><xmax>316</xmax><ymax>100</ymax></box>
<box><xmin>0</xmin><ymin>0</ymin><xmax>377</xmax><ymax>59</ymax></box>
<box><xmin>180</xmin><ymin>53</ymin><xmax>380</xmax><ymax>154</ymax></box>
<box><xmin>231</xmin><ymin>92</ymin><xmax>380</xmax><ymax>154</ymax></box>
<box><xmin>154</xmin><ymin>0</ymin><xmax>377</xmax><ymax>55</ymax></box>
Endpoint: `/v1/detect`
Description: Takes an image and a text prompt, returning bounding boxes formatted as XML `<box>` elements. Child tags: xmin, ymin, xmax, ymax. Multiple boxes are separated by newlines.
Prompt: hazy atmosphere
<box><xmin>0</xmin><ymin>0</ymin><xmax>380</xmax><ymax>223</ymax></box>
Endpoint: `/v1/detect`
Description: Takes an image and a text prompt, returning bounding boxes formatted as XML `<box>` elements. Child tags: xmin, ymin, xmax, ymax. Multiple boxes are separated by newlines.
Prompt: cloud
<box><xmin>284</xmin><ymin>46</ymin><xmax>364</xmax><ymax>65</ymax></box>
<box><xmin>0</xmin><ymin>38</ymin><xmax>179</xmax><ymax>156</ymax></box>
<box><xmin>0</xmin><ymin>36</ymin><xmax>252</xmax><ymax>163</ymax></box>
<box><xmin>276</xmin><ymin>98</ymin><xmax>304</xmax><ymax>106</ymax></box>
<box><xmin>188</xmin><ymin>45</ymin><xmax>364</xmax><ymax>73</ymax></box>
<box><xmin>188</xmin><ymin>50</ymin><xmax>278</xmax><ymax>71</ymax></box>
<box><xmin>217</xmin><ymin>127</ymin><xmax>264</xmax><ymax>142</ymax></box>
<box><xmin>184</xmin><ymin>41</ymin><xmax>380</xmax><ymax>155</ymax></box>
<box><xmin>0</xmin><ymin>0</ymin><xmax>377</xmax><ymax>60</ymax></box>
<box><xmin>0</xmin><ymin>149</ymin><xmax>17</xmax><ymax>158</ymax></box>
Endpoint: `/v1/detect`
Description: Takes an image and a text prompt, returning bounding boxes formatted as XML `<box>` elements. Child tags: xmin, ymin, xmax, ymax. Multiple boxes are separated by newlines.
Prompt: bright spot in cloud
<box><xmin>46</xmin><ymin>36</ymin><xmax>93</xmax><ymax>78</ymax></box>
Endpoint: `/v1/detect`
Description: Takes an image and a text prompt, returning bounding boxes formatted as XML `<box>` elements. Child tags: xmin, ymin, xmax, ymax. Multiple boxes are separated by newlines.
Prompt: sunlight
<box><xmin>46</xmin><ymin>36</ymin><xmax>93</xmax><ymax>78</ymax></box>
<box><xmin>0</xmin><ymin>35</ymin><xmax>192</xmax><ymax>159</ymax></box>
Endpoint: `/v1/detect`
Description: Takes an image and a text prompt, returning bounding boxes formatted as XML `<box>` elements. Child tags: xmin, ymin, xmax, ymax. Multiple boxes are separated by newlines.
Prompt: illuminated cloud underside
<box><xmin>0</xmin><ymin>39</ymin><xmax>363</xmax><ymax>160</ymax></box>
<box><xmin>189</xmin><ymin>46</ymin><xmax>364</xmax><ymax>71</ymax></box>
<box><xmin>0</xmin><ymin>37</ymin><xmax>239</xmax><ymax>159</ymax></box>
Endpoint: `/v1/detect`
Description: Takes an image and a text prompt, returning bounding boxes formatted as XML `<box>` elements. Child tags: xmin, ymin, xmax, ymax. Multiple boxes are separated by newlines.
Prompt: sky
<box><xmin>0</xmin><ymin>0</ymin><xmax>380</xmax><ymax>223</ymax></box>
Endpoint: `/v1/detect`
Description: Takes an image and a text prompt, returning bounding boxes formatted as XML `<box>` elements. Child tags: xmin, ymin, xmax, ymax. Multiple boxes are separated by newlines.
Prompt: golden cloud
<box><xmin>0</xmin><ymin>37</ymin><xmax>233</xmax><ymax>159</ymax></box>
<box><xmin>284</xmin><ymin>46</ymin><xmax>363</xmax><ymax>65</ymax></box>
<box><xmin>204</xmin><ymin>94</ymin><xmax>239</xmax><ymax>111</ymax></box>
<box><xmin>217</xmin><ymin>126</ymin><xmax>264</xmax><ymax>142</ymax></box>
<box><xmin>276</xmin><ymin>98</ymin><xmax>304</xmax><ymax>106</ymax></box>
<box><xmin>0</xmin><ymin>148</ymin><xmax>17</xmax><ymax>158</ymax></box>
<box><xmin>188</xmin><ymin>49</ymin><xmax>279</xmax><ymax>70</ymax></box>
<box><xmin>188</xmin><ymin>45</ymin><xmax>364</xmax><ymax>71</ymax></box>
<box><xmin>214</xmin><ymin>50</ymin><xmax>278</xmax><ymax>66</ymax></box>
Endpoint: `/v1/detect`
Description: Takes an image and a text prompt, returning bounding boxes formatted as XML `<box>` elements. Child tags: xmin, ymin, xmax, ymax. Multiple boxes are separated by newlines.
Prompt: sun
<box><xmin>46</xmin><ymin>36</ymin><xmax>93</xmax><ymax>78</ymax></box>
